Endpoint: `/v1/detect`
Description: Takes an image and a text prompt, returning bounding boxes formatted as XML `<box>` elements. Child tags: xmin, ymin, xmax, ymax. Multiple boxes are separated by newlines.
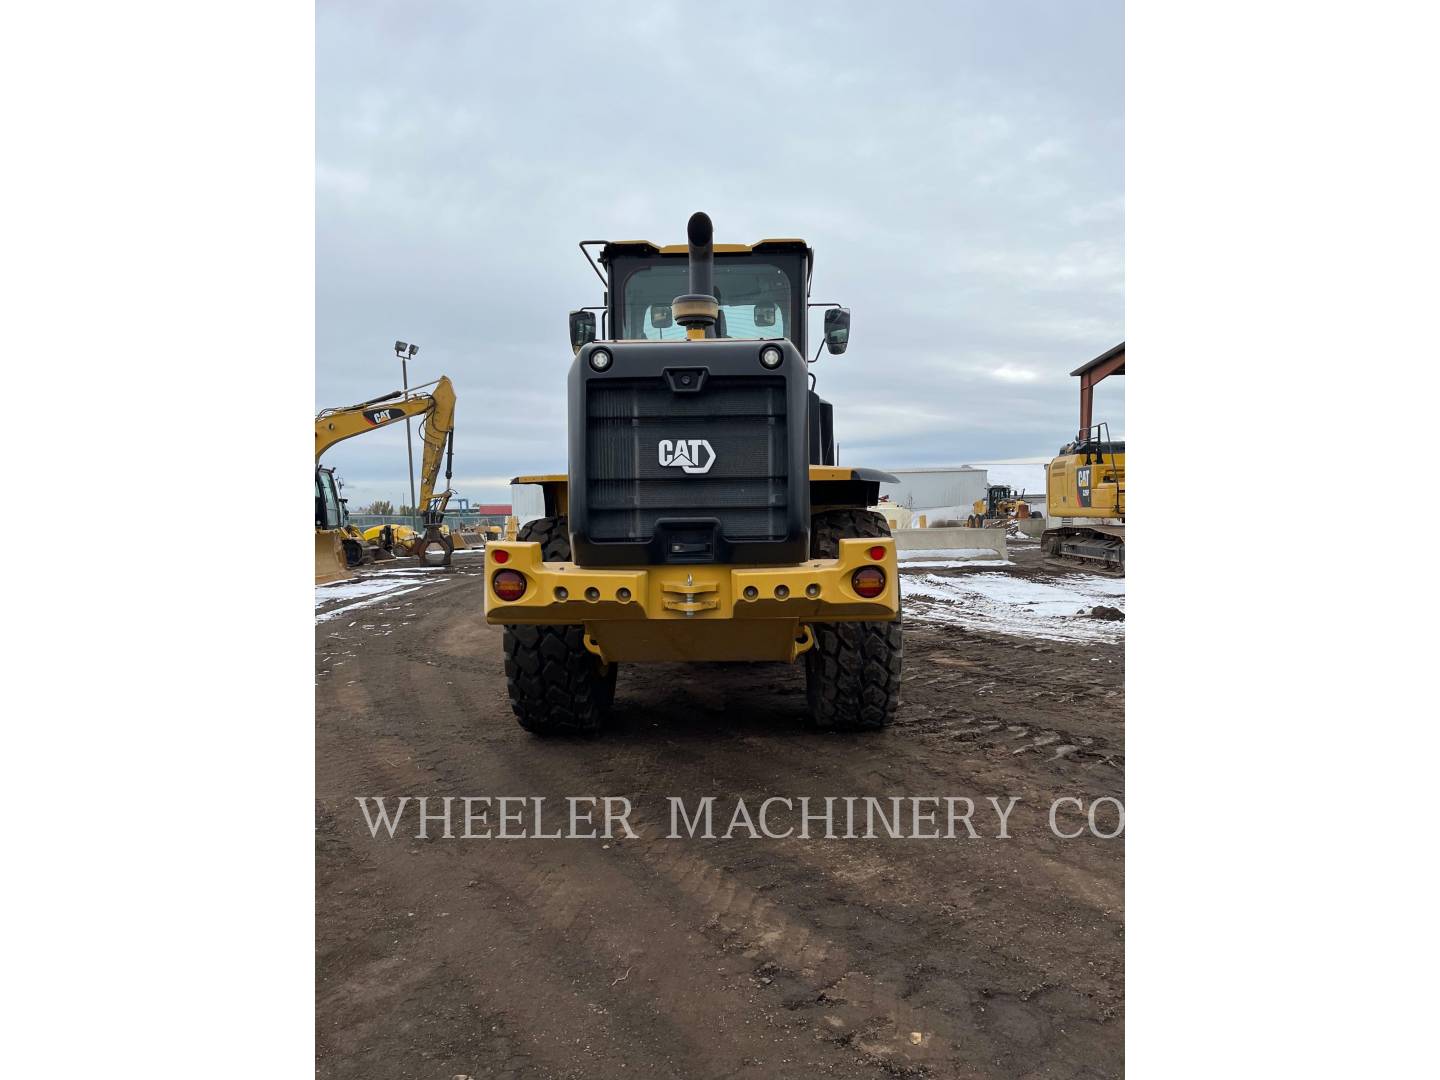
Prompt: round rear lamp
<box><xmin>491</xmin><ymin>548</ymin><xmax>509</xmax><ymax>564</ymax></box>
<box><xmin>589</xmin><ymin>348</ymin><xmax>612</xmax><ymax>371</ymax></box>
<box><xmin>851</xmin><ymin>566</ymin><xmax>886</xmax><ymax>599</ymax></box>
<box><xmin>759</xmin><ymin>345</ymin><xmax>783</xmax><ymax>369</ymax></box>
<box><xmin>492</xmin><ymin>569</ymin><xmax>527</xmax><ymax>602</ymax></box>
<box><xmin>868</xmin><ymin>545</ymin><xmax>886</xmax><ymax>561</ymax></box>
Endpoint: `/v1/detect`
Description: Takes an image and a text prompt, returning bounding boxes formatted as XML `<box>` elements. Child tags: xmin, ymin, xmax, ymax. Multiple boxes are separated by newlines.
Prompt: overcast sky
<box><xmin>317</xmin><ymin>0</ymin><xmax>1123</xmax><ymax>509</ymax></box>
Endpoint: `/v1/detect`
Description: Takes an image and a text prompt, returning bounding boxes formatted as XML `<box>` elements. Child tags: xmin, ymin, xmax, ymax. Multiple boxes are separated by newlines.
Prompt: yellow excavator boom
<box><xmin>315</xmin><ymin>376</ymin><xmax>456</xmax><ymax>466</ymax></box>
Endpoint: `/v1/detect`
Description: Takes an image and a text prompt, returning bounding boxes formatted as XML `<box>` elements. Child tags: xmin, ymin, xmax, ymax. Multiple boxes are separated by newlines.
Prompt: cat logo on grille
<box><xmin>657</xmin><ymin>438</ymin><xmax>715</xmax><ymax>475</ymax></box>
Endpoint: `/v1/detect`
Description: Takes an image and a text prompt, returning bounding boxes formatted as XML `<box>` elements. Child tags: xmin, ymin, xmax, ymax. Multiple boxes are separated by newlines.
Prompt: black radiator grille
<box><xmin>585</xmin><ymin>376</ymin><xmax>789</xmax><ymax>542</ymax></box>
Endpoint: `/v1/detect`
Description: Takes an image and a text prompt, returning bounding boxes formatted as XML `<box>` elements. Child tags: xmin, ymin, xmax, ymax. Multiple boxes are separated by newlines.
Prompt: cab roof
<box><xmin>600</xmin><ymin>238</ymin><xmax>812</xmax><ymax>260</ymax></box>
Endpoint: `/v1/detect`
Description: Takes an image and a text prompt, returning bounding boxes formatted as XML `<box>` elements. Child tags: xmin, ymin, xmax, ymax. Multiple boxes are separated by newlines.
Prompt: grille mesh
<box><xmin>585</xmin><ymin>376</ymin><xmax>789</xmax><ymax>541</ymax></box>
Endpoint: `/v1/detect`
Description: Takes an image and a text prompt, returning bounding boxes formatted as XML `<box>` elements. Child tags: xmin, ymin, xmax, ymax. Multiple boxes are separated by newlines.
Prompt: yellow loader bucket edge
<box><xmin>315</xmin><ymin>530</ymin><xmax>351</xmax><ymax>585</ymax></box>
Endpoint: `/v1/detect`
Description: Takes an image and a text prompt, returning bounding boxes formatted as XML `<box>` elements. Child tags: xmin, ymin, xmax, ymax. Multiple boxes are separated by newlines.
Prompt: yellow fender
<box><xmin>315</xmin><ymin>530</ymin><xmax>350</xmax><ymax>585</ymax></box>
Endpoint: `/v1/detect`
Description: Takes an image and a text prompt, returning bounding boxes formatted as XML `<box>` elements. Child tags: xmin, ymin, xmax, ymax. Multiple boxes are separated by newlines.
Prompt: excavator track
<box><xmin>1042</xmin><ymin>528</ymin><xmax>1124</xmax><ymax>576</ymax></box>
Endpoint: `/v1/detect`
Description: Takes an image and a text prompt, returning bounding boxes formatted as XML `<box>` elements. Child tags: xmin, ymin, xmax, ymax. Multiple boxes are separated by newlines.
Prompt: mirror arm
<box><xmin>808</xmin><ymin>301</ymin><xmax>841</xmax><ymax>360</ymax></box>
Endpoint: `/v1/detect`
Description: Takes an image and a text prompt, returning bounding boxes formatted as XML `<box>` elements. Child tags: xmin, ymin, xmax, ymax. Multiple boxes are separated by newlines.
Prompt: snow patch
<box><xmin>897</xmin><ymin>548</ymin><xmax>1005</xmax><ymax>561</ymax></box>
<box><xmin>901</xmin><ymin>572</ymin><xmax>1125</xmax><ymax>643</ymax></box>
<box><xmin>315</xmin><ymin>570</ymin><xmax>448</xmax><ymax>622</ymax></box>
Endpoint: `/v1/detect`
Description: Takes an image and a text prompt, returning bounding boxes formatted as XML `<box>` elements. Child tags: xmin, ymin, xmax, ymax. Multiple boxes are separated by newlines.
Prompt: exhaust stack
<box><xmin>671</xmin><ymin>211</ymin><xmax>719</xmax><ymax>338</ymax></box>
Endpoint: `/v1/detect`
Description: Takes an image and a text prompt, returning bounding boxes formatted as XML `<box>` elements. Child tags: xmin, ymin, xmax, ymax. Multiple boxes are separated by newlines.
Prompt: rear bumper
<box><xmin>484</xmin><ymin>537</ymin><xmax>899</xmax><ymax>625</ymax></box>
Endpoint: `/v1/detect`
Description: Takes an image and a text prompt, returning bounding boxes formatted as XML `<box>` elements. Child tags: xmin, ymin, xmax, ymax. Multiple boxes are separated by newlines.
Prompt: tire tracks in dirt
<box><xmin>317</xmin><ymin>564</ymin><xmax>1125</xmax><ymax>1078</ymax></box>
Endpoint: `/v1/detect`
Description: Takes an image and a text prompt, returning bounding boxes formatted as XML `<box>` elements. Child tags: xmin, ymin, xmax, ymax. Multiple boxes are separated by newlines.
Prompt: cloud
<box><xmin>316</xmin><ymin>0</ymin><xmax>1124</xmax><ymax>506</ymax></box>
<box><xmin>991</xmin><ymin>365</ymin><xmax>1042</xmax><ymax>383</ymax></box>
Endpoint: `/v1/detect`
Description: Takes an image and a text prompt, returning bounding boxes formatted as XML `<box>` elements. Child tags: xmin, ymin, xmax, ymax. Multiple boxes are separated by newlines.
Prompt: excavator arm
<box><xmin>412</xmin><ymin>376</ymin><xmax>457</xmax><ymax>515</ymax></box>
<box><xmin>315</xmin><ymin>376</ymin><xmax>456</xmax><ymax>465</ymax></box>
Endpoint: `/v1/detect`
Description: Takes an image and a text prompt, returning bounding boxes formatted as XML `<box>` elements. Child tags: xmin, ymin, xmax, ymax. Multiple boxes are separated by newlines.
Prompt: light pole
<box><xmin>394</xmin><ymin>340</ymin><xmax>420</xmax><ymax>526</ymax></box>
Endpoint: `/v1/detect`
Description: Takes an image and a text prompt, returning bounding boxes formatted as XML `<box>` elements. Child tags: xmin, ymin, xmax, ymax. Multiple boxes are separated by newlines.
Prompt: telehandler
<box><xmin>485</xmin><ymin>212</ymin><xmax>903</xmax><ymax>735</ymax></box>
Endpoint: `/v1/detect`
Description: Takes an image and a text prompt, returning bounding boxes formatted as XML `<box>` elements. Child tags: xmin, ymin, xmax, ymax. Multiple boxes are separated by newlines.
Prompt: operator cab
<box><xmin>568</xmin><ymin>238</ymin><xmax>851</xmax><ymax>361</ymax></box>
<box><xmin>316</xmin><ymin>467</ymin><xmax>346</xmax><ymax>531</ymax></box>
<box><xmin>566</xmin><ymin>227</ymin><xmax>853</xmax><ymax>474</ymax></box>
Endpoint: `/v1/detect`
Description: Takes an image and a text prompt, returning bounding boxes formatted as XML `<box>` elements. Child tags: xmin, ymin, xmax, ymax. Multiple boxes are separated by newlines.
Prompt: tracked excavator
<box><xmin>1043</xmin><ymin>343</ymin><xmax>1124</xmax><ymax>572</ymax></box>
<box><xmin>315</xmin><ymin>375</ymin><xmax>457</xmax><ymax>584</ymax></box>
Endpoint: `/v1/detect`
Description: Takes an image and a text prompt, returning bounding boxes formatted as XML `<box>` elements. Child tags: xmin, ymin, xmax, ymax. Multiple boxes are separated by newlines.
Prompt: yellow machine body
<box><xmin>484</xmin><ymin>535</ymin><xmax>898</xmax><ymax>663</ymax></box>
<box><xmin>495</xmin><ymin>469</ymin><xmax>898</xmax><ymax>663</ymax></box>
<box><xmin>362</xmin><ymin>524</ymin><xmax>418</xmax><ymax>545</ymax></box>
<box><xmin>1045</xmin><ymin>450</ymin><xmax>1126</xmax><ymax>524</ymax></box>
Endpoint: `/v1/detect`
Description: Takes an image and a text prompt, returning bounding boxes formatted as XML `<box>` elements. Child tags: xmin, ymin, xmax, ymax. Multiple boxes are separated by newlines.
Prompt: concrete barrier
<box><xmin>893</xmin><ymin>526</ymin><xmax>1007</xmax><ymax>559</ymax></box>
<box><xmin>1016</xmin><ymin>517</ymin><xmax>1046</xmax><ymax>539</ymax></box>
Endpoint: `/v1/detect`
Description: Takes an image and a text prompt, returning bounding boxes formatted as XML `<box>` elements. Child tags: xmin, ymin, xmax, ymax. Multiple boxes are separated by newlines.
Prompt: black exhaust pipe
<box><xmin>686</xmin><ymin>211</ymin><xmax>713</xmax><ymax>298</ymax></box>
<box><xmin>671</xmin><ymin>211</ymin><xmax>719</xmax><ymax>336</ymax></box>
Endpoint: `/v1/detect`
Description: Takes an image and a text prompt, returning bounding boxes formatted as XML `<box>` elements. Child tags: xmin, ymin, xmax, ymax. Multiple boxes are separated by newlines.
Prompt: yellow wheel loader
<box><xmin>488</xmin><ymin>212</ymin><xmax>903</xmax><ymax>735</ymax></box>
<box><xmin>315</xmin><ymin>375</ymin><xmax>458</xmax><ymax>583</ymax></box>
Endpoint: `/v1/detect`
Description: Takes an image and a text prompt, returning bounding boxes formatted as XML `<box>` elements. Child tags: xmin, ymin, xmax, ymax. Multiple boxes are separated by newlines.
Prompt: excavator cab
<box><xmin>315</xmin><ymin>467</ymin><xmax>352</xmax><ymax>584</ymax></box>
<box><xmin>316</xmin><ymin>468</ymin><xmax>344</xmax><ymax>531</ymax></box>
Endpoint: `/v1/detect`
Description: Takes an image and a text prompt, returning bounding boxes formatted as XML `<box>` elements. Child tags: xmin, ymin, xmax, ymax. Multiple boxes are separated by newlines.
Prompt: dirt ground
<box><xmin>316</xmin><ymin>545</ymin><xmax>1124</xmax><ymax>1079</ymax></box>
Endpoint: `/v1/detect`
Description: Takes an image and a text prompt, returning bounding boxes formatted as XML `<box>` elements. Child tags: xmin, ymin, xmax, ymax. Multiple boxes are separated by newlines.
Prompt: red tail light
<box><xmin>851</xmin><ymin>566</ymin><xmax>886</xmax><ymax>598</ymax></box>
<box><xmin>492</xmin><ymin>569</ymin><xmax>527</xmax><ymax>602</ymax></box>
<box><xmin>491</xmin><ymin>548</ymin><xmax>509</xmax><ymax>564</ymax></box>
<box><xmin>868</xmin><ymin>545</ymin><xmax>886</xmax><ymax>560</ymax></box>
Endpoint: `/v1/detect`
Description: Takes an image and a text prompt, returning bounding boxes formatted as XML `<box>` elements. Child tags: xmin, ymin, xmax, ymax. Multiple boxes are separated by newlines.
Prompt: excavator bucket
<box><xmin>450</xmin><ymin>531</ymin><xmax>470</xmax><ymax>550</ymax></box>
<box><xmin>315</xmin><ymin>530</ymin><xmax>351</xmax><ymax>585</ymax></box>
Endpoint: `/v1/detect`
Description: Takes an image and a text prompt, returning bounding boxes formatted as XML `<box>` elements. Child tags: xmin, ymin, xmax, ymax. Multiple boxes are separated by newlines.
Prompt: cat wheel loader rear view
<box><xmin>486</xmin><ymin>212</ymin><xmax>903</xmax><ymax>735</ymax></box>
<box><xmin>315</xmin><ymin>375</ymin><xmax>457</xmax><ymax>584</ymax></box>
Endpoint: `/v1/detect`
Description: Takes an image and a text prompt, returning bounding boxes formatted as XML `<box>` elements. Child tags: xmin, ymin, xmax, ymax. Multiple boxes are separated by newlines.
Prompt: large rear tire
<box><xmin>502</xmin><ymin>516</ymin><xmax>617</xmax><ymax>735</ymax></box>
<box><xmin>805</xmin><ymin>510</ymin><xmax>903</xmax><ymax>731</ymax></box>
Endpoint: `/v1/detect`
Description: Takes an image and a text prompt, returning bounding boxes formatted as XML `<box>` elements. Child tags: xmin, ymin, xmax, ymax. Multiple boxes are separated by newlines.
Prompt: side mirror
<box><xmin>569</xmin><ymin>310</ymin><xmax>597</xmax><ymax>353</ymax></box>
<box><xmin>823</xmin><ymin>307</ymin><xmax>851</xmax><ymax>355</ymax></box>
<box><xmin>649</xmin><ymin>304</ymin><xmax>672</xmax><ymax>329</ymax></box>
<box><xmin>754</xmin><ymin>301</ymin><xmax>777</xmax><ymax>327</ymax></box>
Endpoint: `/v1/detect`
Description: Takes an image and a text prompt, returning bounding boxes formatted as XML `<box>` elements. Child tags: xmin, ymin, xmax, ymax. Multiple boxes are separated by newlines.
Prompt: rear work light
<box><xmin>492</xmin><ymin>569</ymin><xmax>527</xmax><ymax>602</ymax></box>
<box><xmin>851</xmin><ymin>566</ymin><xmax>886</xmax><ymax>598</ymax></box>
